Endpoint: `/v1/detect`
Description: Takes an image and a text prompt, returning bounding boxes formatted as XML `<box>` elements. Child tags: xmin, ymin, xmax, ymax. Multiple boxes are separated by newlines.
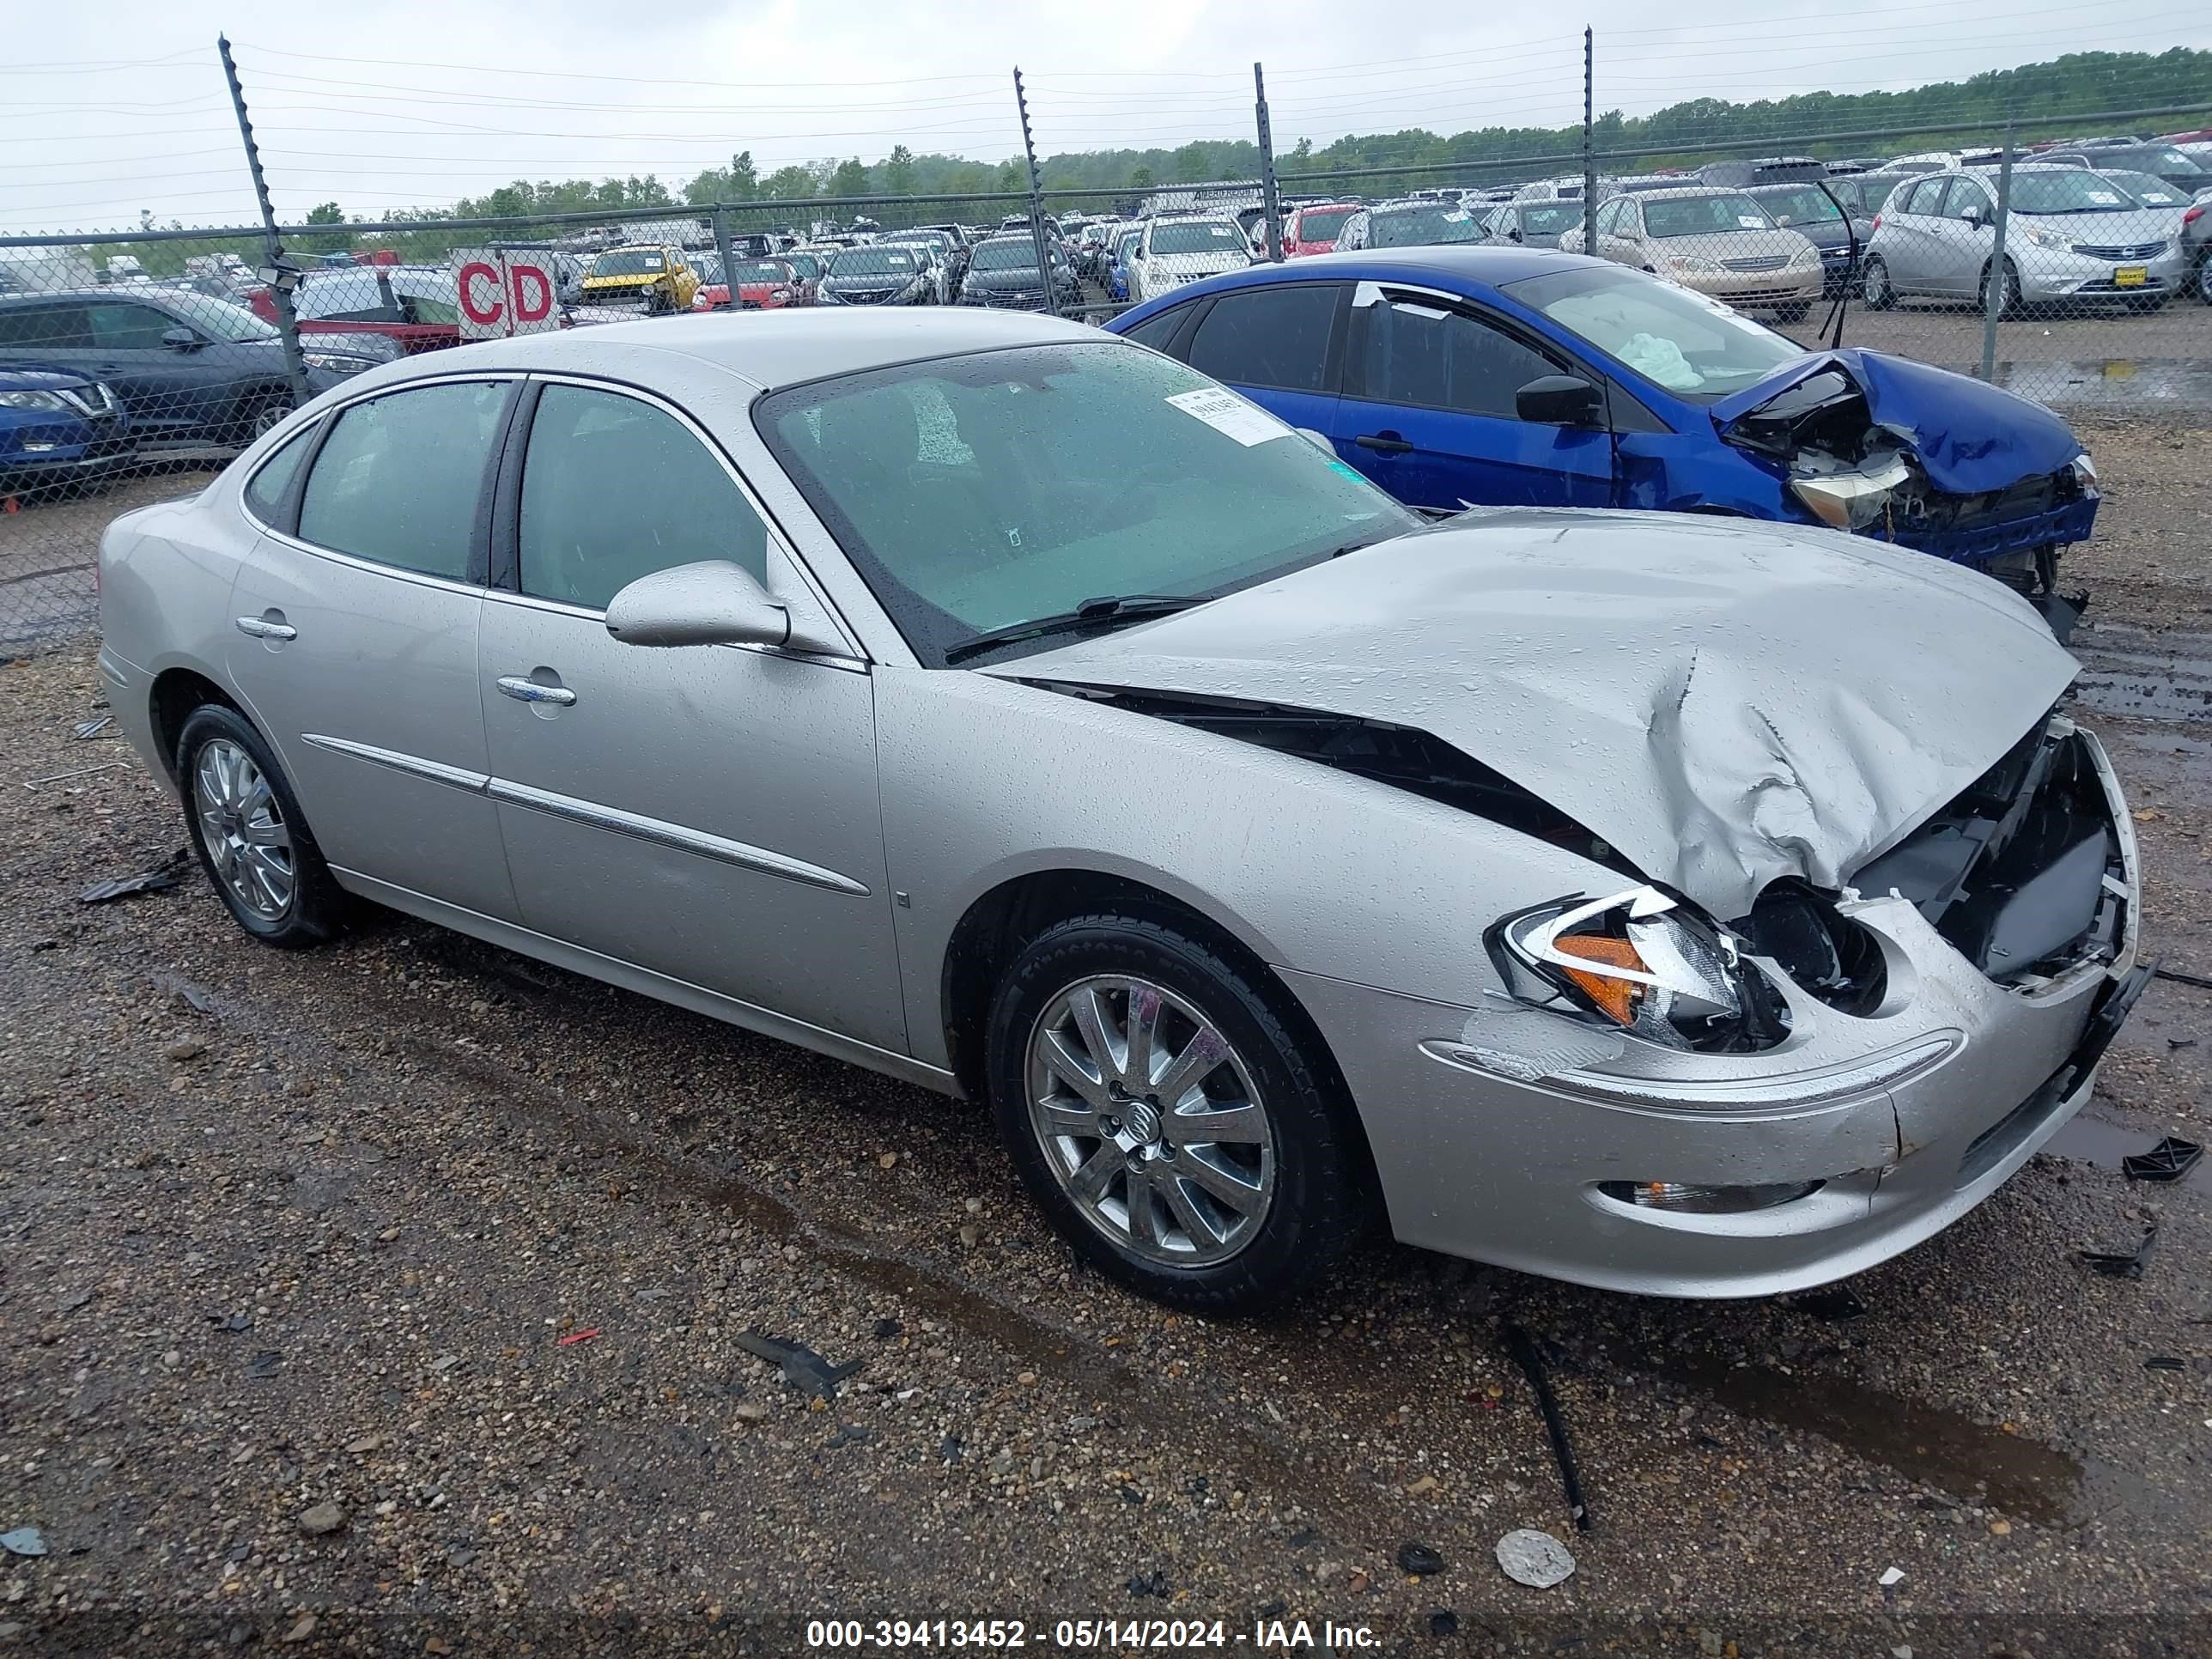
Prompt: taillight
<box><xmin>2185</xmin><ymin>204</ymin><xmax>2205</xmax><ymax>225</ymax></box>
<box><xmin>1870</xmin><ymin>214</ymin><xmax>1882</xmax><ymax>232</ymax></box>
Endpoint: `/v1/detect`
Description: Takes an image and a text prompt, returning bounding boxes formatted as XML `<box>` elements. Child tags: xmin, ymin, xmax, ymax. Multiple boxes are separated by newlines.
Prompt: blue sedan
<box><xmin>1106</xmin><ymin>247</ymin><xmax>2097</xmax><ymax>601</ymax></box>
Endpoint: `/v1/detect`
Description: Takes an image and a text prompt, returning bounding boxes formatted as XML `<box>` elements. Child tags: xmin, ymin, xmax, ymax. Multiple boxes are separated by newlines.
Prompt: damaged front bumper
<box><xmin>1283</xmin><ymin>726</ymin><xmax>2143</xmax><ymax>1298</ymax></box>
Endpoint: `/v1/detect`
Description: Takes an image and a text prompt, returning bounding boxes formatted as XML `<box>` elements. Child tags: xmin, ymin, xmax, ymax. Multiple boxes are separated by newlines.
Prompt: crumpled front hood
<box><xmin>1712</xmin><ymin>348</ymin><xmax>2085</xmax><ymax>495</ymax></box>
<box><xmin>995</xmin><ymin>510</ymin><xmax>2078</xmax><ymax>921</ymax></box>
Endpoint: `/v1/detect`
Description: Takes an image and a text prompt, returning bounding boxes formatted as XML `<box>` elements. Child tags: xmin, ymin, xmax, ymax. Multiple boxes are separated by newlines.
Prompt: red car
<box><xmin>1281</xmin><ymin>203</ymin><xmax>1363</xmax><ymax>258</ymax></box>
<box><xmin>248</xmin><ymin>265</ymin><xmax>461</xmax><ymax>355</ymax></box>
<box><xmin>691</xmin><ymin>256</ymin><xmax>808</xmax><ymax>312</ymax></box>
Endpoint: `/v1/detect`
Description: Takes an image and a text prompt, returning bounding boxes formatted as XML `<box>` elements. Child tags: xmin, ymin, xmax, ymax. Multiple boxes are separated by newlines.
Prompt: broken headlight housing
<box><xmin>1486</xmin><ymin>885</ymin><xmax>1790</xmax><ymax>1054</ymax></box>
<box><xmin>1789</xmin><ymin>453</ymin><xmax>1911</xmax><ymax>532</ymax></box>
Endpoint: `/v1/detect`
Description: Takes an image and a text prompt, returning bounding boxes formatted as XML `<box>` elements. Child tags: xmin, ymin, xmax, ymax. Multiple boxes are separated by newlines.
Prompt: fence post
<box><xmin>712</xmin><ymin>204</ymin><xmax>737</xmax><ymax>312</ymax></box>
<box><xmin>1581</xmin><ymin>28</ymin><xmax>1597</xmax><ymax>235</ymax></box>
<box><xmin>1979</xmin><ymin>122</ymin><xmax>2014</xmax><ymax>384</ymax></box>
<box><xmin>1255</xmin><ymin>63</ymin><xmax>1284</xmax><ymax>263</ymax></box>
<box><xmin>1012</xmin><ymin>68</ymin><xmax>1060</xmax><ymax>315</ymax></box>
<box><xmin>216</xmin><ymin>35</ymin><xmax>309</xmax><ymax>409</ymax></box>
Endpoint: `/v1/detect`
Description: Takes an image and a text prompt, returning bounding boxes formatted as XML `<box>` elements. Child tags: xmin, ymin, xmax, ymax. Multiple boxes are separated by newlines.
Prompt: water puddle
<box><xmin>1646</xmin><ymin>1351</ymin><xmax>2139</xmax><ymax>1527</ymax></box>
<box><xmin>2070</xmin><ymin>623</ymin><xmax>2212</xmax><ymax>726</ymax></box>
<box><xmin>1980</xmin><ymin>358</ymin><xmax>2212</xmax><ymax>416</ymax></box>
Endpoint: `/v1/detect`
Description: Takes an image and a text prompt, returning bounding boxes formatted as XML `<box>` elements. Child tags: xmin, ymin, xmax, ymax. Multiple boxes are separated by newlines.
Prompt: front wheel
<box><xmin>176</xmin><ymin>704</ymin><xmax>346</xmax><ymax>947</ymax></box>
<box><xmin>986</xmin><ymin>915</ymin><xmax>1365</xmax><ymax>1311</ymax></box>
<box><xmin>1772</xmin><ymin>301</ymin><xmax>1812</xmax><ymax>323</ymax></box>
<box><xmin>1980</xmin><ymin>258</ymin><xmax>2021</xmax><ymax>319</ymax></box>
<box><xmin>1861</xmin><ymin>256</ymin><xmax>1895</xmax><ymax>310</ymax></box>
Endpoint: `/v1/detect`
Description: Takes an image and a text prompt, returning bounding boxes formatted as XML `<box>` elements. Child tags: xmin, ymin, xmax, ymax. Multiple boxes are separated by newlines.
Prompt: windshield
<box><xmin>1643</xmin><ymin>194</ymin><xmax>1775</xmax><ymax>237</ymax></box>
<box><xmin>882</xmin><ymin>235</ymin><xmax>945</xmax><ymax>255</ymax></box>
<box><xmin>828</xmin><ymin>248</ymin><xmax>917</xmax><ymax>276</ymax></box>
<box><xmin>971</xmin><ymin>240</ymin><xmax>1043</xmax><ymax>270</ymax></box>
<box><xmin>757</xmin><ymin>343</ymin><xmax>1415</xmax><ymax>666</ymax></box>
<box><xmin>1370</xmin><ymin>206</ymin><xmax>1484</xmax><ymax>247</ymax></box>
<box><xmin>161</xmin><ymin>290</ymin><xmax>276</xmax><ymax>342</ymax></box>
<box><xmin>2095</xmin><ymin>169</ymin><xmax>2191</xmax><ymax>207</ymax></box>
<box><xmin>2147</xmin><ymin>147</ymin><xmax>2205</xmax><ymax>174</ymax></box>
<box><xmin>1505</xmin><ymin>264</ymin><xmax>1802</xmax><ymax>398</ymax></box>
<box><xmin>590</xmin><ymin>249</ymin><xmax>665</xmax><ymax>276</ymax></box>
<box><xmin>1293</xmin><ymin>208</ymin><xmax>1354</xmax><ymax>241</ymax></box>
<box><xmin>784</xmin><ymin>253</ymin><xmax>822</xmax><ymax>279</ymax></box>
<box><xmin>1518</xmin><ymin>204</ymin><xmax>1583</xmax><ymax>236</ymax></box>
<box><xmin>1748</xmin><ymin>185</ymin><xmax>1844</xmax><ymax>225</ymax></box>
<box><xmin>1152</xmin><ymin>221</ymin><xmax>1243</xmax><ymax>255</ymax></box>
<box><xmin>1113</xmin><ymin>230</ymin><xmax>1144</xmax><ymax>261</ymax></box>
<box><xmin>730</xmin><ymin>260</ymin><xmax>790</xmax><ymax>284</ymax></box>
<box><xmin>2007</xmin><ymin>171</ymin><xmax>2138</xmax><ymax>213</ymax></box>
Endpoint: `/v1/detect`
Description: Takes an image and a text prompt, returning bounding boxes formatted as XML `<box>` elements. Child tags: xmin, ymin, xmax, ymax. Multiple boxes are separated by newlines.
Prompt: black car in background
<box><xmin>1746</xmin><ymin>181</ymin><xmax>1877</xmax><ymax>295</ymax></box>
<box><xmin>955</xmin><ymin>236</ymin><xmax>1079</xmax><ymax>309</ymax></box>
<box><xmin>0</xmin><ymin>289</ymin><xmax>378</xmax><ymax>445</ymax></box>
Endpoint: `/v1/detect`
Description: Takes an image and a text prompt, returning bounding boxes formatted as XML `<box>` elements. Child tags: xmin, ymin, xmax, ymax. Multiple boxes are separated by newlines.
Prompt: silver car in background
<box><xmin>1863</xmin><ymin>165</ymin><xmax>2189</xmax><ymax>314</ymax></box>
<box><xmin>1563</xmin><ymin>187</ymin><xmax>1823</xmax><ymax>319</ymax></box>
<box><xmin>98</xmin><ymin>310</ymin><xmax>2144</xmax><ymax>1310</ymax></box>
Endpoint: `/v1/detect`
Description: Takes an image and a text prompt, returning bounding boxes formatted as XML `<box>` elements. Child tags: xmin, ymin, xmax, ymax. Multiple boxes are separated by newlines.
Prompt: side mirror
<box><xmin>605</xmin><ymin>560</ymin><xmax>841</xmax><ymax>653</ymax></box>
<box><xmin>1960</xmin><ymin>204</ymin><xmax>1987</xmax><ymax>228</ymax></box>
<box><xmin>1507</xmin><ymin>227</ymin><xmax>1523</xmax><ymax>242</ymax></box>
<box><xmin>161</xmin><ymin>326</ymin><xmax>201</xmax><ymax>351</ymax></box>
<box><xmin>1515</xmin><ymin>374</ymin><xmax>1604</xmax><ymax>428</ymax></box>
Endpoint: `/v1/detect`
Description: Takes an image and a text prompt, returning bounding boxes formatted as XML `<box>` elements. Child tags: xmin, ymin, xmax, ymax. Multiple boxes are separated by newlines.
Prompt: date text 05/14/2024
<box><xmin>803</xmin><ymin>1619</ymin><xmax>1381</xmax><ymax>1650</ymax></box>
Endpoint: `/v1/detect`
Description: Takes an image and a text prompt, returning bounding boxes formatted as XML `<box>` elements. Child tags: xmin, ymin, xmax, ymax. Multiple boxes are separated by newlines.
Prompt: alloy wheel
<box><xmin>192</xmin><ymin>738</ymin><xmax>295</xmax><ymax>921</ymax></box>
<box><xmin>1024</xmin><ymin>975</ymin><xmax>1276</xmax><ymax>1268</ymax></box>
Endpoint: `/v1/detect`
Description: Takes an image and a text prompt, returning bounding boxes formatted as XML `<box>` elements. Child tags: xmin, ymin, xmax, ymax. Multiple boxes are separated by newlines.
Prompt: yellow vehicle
<box><xmin>580</xmin><ymin>244</ymin><xmax>701</xmax><ymax>313</ymax></box>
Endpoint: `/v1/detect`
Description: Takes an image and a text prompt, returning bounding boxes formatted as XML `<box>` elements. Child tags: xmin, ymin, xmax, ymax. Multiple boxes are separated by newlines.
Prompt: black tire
<box><xmin>174</xmin><ymin>704</ymin><xmax>345</xmax><ymax>948</ymax></box>
<box><xmin>1861</xmin><ymin>256</ymin><xmax>1895</xmax><ymax>310</ymax></box>
<box><xmin>985</xmin><ymin>912</ymin><xmax>1366</xmax><ymax>1312</ymax></box>
<box><xmin>1979</xmin><ymin>258</ymin><xmax>2021</xmax><ymax>320</ymax></box>
<box><xmin>2196</xmin><ymin>253</ymin><xmax>2212</xmax><ymax>306</ymax></box>
<box><xmin>1772</xmin><ymin>301</ymin><xmax>1812</xmax><ymax>324</ymax></box>
<box><xmin>234</xmin><ymin>388</ymin><xmax>293</xmax><ymax>447</ymax></box>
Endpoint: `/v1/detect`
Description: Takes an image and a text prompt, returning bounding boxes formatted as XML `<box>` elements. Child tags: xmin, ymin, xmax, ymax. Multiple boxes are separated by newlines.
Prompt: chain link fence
<box><xmin>4</xmin><ymin>40</ymin><xmax>2211</xmax><ymax>654</ymax></box>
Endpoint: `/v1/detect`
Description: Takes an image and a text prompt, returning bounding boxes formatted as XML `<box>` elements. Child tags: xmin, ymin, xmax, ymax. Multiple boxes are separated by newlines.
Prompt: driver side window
<box><xmin>86</xmin><ymin>303</ymin><xmax>178</xmax><ymax>349</ymax></box>
<box><xmin>1351</xmin><ymin>301</ymin><xmax>1565</xmax><ymax>420</ymax></box>
<box><xmin>517</xmin><ymin>383</ymin><xmax>769</xmax><ymax>612</ymax></box>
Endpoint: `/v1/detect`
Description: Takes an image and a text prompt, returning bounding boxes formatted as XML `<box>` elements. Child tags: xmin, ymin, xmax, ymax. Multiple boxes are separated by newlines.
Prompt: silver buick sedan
<box><xmin>97</xmin><ymin>308</ymin><xmax>2146</xmax><ymax>1310</ymax></box>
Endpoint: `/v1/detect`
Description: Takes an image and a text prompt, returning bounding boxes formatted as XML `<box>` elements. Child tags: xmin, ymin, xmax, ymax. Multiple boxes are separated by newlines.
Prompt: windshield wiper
<box><xmin>944</xmin><ymin>594</ymin><xmax>1196</xmax><ymax>665</ymax></box>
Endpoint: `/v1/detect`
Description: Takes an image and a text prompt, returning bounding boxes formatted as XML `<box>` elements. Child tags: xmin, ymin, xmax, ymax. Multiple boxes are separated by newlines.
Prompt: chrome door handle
<box><xmin>234</xmin><ymin>616</ymin><xmax>296</xmax><ymax>641</ymax></box>
<box><xmin>496</xmin><ymin>675</ymin><xmax>576</xmax><ymax>707</ymax></box>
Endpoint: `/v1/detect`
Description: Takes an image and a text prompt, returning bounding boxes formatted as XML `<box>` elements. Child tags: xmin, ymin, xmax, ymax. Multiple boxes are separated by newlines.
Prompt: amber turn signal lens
<box><xmin>1551</xmin><ymin>933</ymin><xmax>1646</xmax><ymax>1025</ymax></box>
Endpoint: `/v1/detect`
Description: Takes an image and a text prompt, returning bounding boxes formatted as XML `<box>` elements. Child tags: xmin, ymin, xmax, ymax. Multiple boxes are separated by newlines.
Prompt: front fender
<box><xmin>873</xmin><ymin>665</ymin><xmax>1626</xmax><ymax>1074</ymax></box>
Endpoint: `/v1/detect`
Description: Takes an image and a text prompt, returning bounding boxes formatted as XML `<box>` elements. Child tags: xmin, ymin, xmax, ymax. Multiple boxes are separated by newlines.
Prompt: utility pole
<box><xmin>1581</xmin><ymin>28</ymin><xmax>1597</xmax><ymax>245</ymax></box>
<box><xmin>1980</xmin><ymin>120</ymin><xmax>2014</xmax><ymax>382</ymax></box>
<box><xmin>218</xmin><ymin>35</ymin><xmax>308</xmax><ymax>407</ymax></box>
<box><xmin>1012</xmin><ymin>69</ymin><xmax>1060</xmax><ymax>315</ymax></box>
<box><xmin>712</xmin><ymin>204</ymin><xmax>737</xmax><ymax>312</ymax></box>
<box><xmin>1255</xmin><ymin>63</ymin><xmax>1283</xmax><ymax>262</ymax></box>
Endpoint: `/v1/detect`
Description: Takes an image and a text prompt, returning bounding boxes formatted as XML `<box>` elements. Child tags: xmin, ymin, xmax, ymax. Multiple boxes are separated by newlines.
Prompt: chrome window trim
<box><xmin>485</xmin><ymin>776</ymin><xmax>871</xmax><ymax>896</ymax></box>
<box><xmin>513</xmin><ymin>370</ymin><xmax>867</xmax><ymax>665</ymax></box>
<box><xmin>234</xmin><ymin>415</ymin><xmax>324</xmax><ymax>539</ymax></box>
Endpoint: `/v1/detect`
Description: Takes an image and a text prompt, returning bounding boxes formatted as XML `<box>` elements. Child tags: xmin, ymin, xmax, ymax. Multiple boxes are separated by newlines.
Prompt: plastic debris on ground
<box><xmin>70</xmin><ymin>716</ymin><xmax>112</xmax><ymax>741</ymax></box>
<box><xmin>0</xmin><ymin>1528</ymin><xmax>47</xmax><ymax>1558</ymax></box>
<box><xmin>556</xmin><ymin>1328</ymin><xmax>600</xmax><ymax>1346</ymax></box>
<box><xmin>2080</xmin><ymin>1225</ymin><xmax>2160</xmax><ymax>1279</ymax></box>
<box><xmin>2144</xmin><ymin>1356</ymin><xmax>2187</xmax><ymax>1371</ymax></box>
<box><xmin>1398</xmin><ymin>1541</ymin><xmax>1444</xmax><ymax>1577</ymax></box>
<box><xmin>80</xmin><ymin>852</ymin><xmax>187</xmax><ymax>905</ymax></box>
<box><xmin>1502</xmin><ymin>1322</ymin><xmax>1595</xmax><ymax>1532</ymax></box>
<box><xmin>736</xmin><ymin>1329</ymin><xmax>866</xmax><ymax>1400</ymax></box>
<box><xmin>1879</xmin><ymin>1566</ymin><xmax>1906</xmax><ymax>1587</ymax></box>
<box><xmin>2120</xmin><ymin>1137</ymin><xmax>2203</xmax><ymax>1183</ymax></box>
<box><xmin>1493</xmin><ymin>1528</ymin><xmax>1574</xmax><ymax>1589</ymax></box>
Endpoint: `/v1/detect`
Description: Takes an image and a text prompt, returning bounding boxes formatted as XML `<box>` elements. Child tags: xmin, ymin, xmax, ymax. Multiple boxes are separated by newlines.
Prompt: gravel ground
<box><xmin>3</xmin><ymin>431</ymin><xmax>2211</xmax><ymax>1656</ymax></box>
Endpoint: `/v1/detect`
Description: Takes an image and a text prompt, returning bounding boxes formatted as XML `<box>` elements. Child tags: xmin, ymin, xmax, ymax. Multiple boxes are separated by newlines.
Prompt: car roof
<box><xmin>1118</xmin><ymin>246</ymin><xmax>1601</xmax><ymax>304</ymax></box>
<box><xmin>368</xmin><ymin>307</ymin><xmax>1094</xmax><ymax>394</ymax></box>
<box><xmin>0</xmin><ymin>288</ymin><xmax>185</xmax><ymax>308</ymax></box>
<box><xmin>1633</xmin><ymin>186</ymin><xmax>1747</xmax><ymax>201</ymax></box>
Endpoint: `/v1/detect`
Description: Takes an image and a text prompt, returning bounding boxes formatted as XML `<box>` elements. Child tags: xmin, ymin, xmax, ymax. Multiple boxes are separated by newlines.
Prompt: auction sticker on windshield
<box><xmin>1166</xmin><ymin>386</ymin><xmax>1289</xmax><ymax>447</ymax></box>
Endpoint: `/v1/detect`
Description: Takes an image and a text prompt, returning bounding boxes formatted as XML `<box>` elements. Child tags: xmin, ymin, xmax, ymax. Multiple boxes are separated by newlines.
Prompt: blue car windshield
<box><xmin>1504</xmin><ymin>264</ymin><xmax>1802</xmax><ymax>398</ymax></box>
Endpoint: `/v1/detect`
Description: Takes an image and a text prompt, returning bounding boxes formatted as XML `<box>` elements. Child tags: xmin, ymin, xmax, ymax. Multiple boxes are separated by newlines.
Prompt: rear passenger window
<box><xmin>1183</xmin><ymin>285</ymin><xmax>1340</xmax><ymax>392</ymax></box>
<box><xmin>1121</xmin><ymin>306</ymin><xmax>1191</xmax><ymax>354</ymax></box>
<box><xmin>1352</xmin><ymin>301</ymin><xmax>1562</xmax><ymax>420</ymax></box>
<box><xmin>517</xmin><ymin>383</ymin><xmax>768</xmax><ymax>611</ymax></box>
<box><xmin>296</xmin><ymin>380</ymin><xmax>508</xmax><ymax>580</ymax></box>
<box><xmin>242</xmin><ymin>422</ymin><xmax>317</xmax><ymax>527</ymax></box>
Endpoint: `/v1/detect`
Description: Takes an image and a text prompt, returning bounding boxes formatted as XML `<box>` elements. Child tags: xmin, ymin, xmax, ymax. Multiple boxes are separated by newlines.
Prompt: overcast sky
<box><xmin>3</xmin><ymin>0</ymin><xmax>2203</xmax><ymax>233</ymax></box>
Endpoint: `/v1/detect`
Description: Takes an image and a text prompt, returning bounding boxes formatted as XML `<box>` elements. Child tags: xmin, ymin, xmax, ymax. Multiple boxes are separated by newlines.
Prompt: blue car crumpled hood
<box><xmin>1711</xmin><ymin>348</ymin><xmax>2083</xmax><ymax>495</ymax></box>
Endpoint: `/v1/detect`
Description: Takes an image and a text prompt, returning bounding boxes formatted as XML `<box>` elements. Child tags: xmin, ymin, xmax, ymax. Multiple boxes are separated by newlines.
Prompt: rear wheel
<box><xmin>176</xmin><ymin>705</ymin><xmax>345</xmax><ymax>947</ymax></box>
<box><xmin>986</xmin><ymin>914</ymin><xmax>1364</xmax><ymax>1311</ymax></box>
<box><xmin>235</xmin><ymin>389</ymin><xmax>293</xmax><ymax>446</ymax></box>
<box><xmin>1861</xmin><ymin>256</ymin><xmax>1895</xmax><ymax>310</ymax></box>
